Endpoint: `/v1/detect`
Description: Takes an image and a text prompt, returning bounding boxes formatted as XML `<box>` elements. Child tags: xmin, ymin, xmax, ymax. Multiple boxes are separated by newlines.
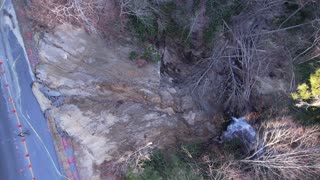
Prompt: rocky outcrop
<box><xmin>33</xmin><ymin>24</ymin><xmax>216</xmax><ymax>179</ymax></box>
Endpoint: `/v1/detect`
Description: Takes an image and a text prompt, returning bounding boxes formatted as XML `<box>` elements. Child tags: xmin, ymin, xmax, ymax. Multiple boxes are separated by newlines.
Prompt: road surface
<box><xmin>0</xmin><ymin>0</ymin><xmax>66</xmax><ymax>179</ymax></box>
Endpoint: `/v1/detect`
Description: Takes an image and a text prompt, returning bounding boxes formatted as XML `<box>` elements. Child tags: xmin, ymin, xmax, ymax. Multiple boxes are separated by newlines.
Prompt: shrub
<box><xmin>291</xmin><ymin>67</ymin><xmax>320</xmax><ymax>125</ymax></box>
<box><xmin>128</xmin><ymin>46</ymin><xmax>160</xmax><ymax>63</ymax></box>
<box><xmin>142</xmin><ymin>46</ymin><xmax>160</xmax><ymax>63</ymax></box>
<box><xmin>223</xmin><ymin>138</ymin><xmax>245</xmax><ymax>160</ymax></box>
<box><xmin>126</xmin><ymin>118</ymin><xmax>320</xmax><ymax>180</ymax></box>
<box><xmin>292</xmin><ymin>69</ymin><xmax>320</xmax><ymax>100</ymax></box>
<box><xmin>310</xmin><ymin>69</ymin><xmax>320</xmax><ymax>96</ymax></box>
<box><xmin>130</xmin><ymin>15</ymin><xmax>158</xmax><ymax>42</ymax></box>
<box><xmin>180</xmin><ymin>141</ymin><xmax>203</xmax><ymax>159</ymax></box>
<box><xmin>291</xmin><ymin>106</ymin><xmax>320</xmax><ymax>125</ymax></box>
<box><xmin>291</xmin><ymin>83</ymin><xmax>312</xmax><ymax>100</ymax></box>
<box><xmin>129</xmin><ymin>51</ymin><xmax>139</xmax><ymax>60</ymax></box>
<box><xmin>126</xmin><ymin>150</ymin><xmax>200</xmax><ymax>180</ymax></box>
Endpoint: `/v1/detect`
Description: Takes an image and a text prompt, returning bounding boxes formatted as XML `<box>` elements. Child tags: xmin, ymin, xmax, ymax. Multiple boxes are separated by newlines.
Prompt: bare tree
<box><xmin>223</xmin><ymin>19</ymin><xmax>268</xmax><ymax>112</ymax></box>
<box><xmin>191</xmin><ymin>17</ymin><xmax>268</xmax><ymax>114</ymax></box>
<box><xmin>241</xmin><ymin>118</ymin><xmax>320</xmax><ymax>180</ymax></box>
<box><xmin>118</xmin><ymin>0</ymin><xmax>157</xmax><ymax>26</ymax></box>
<box><xmin>28</xmin><ymin>0</ymin><xmax>110</xmax><ymax>33</ymax></box>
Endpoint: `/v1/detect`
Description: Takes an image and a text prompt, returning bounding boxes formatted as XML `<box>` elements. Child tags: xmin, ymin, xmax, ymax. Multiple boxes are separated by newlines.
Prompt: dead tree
<box><xmin>191</xmin><ymin>17</ymin><xmax>268</xmax><ymax>114</ymax></box>
<box><xmin>28</xmin><ymin>0</ymin><xmax>107</xmax><ymax>33</ymax></box>
<box><xmin>223</xmin><ymin>19</ymin><xmax>267</xmax><ymax>113</ymax></box>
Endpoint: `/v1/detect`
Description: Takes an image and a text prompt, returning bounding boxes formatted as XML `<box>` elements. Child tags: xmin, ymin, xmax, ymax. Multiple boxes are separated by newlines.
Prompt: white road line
<box><xmin>18</xmin><ymin>107</ymin><xmax>69</xmax><ymax>179</ymax></box>
<box><xmin>11</xmin><ymin>54</ymin><xmax>19</xmax><ymax>69</ymax></box>
<box><xmin>0</xmin><ymin>0</ymin><xmax>5</xmax><ymax>11</ymax></box>
<box><xmin>10</xmin><ymin>57</ymin><xmax>69</xmax><ymax>179</ymax></box>
<box><xmin>26</xmin><ymin>111</ymin><xmax>30</xmax><ymax>119</ymax></box>
<box><xmin>1</xmin><ymin>18</ymin><xmax>69</xmax><ymax>180</ymax></box>
<box><xmin>4</xmin><ymin>0</ymin><xmax>34</xmax><ymax>80</ymax></box>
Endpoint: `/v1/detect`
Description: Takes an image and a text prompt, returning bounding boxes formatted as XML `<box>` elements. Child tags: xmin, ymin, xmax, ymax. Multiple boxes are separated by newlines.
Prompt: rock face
<box><xmin>33</xmin><ymin>24</ymin><xmax>215</xmax><ymax>179</ymax></box>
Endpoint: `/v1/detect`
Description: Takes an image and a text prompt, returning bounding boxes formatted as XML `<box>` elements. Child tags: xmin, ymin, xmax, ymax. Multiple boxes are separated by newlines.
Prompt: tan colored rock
<box><xmin>160</xmin><ymin>90</ymin><xmax>174</xmax><ymax>108</ymax></box>
<box><xmin>183</xmin><ymin>111</ymin><xmax>196</xmax><ymax>125</ymax></box>
<box><xmin>32</xmin><ymin>82</ymin><xmax>52</xmax><ymax>112</ymax></box>
<box><xmin>34</xmin><ymin>24</ymin><xmax>198</xmax><ymax>179</ymax></box>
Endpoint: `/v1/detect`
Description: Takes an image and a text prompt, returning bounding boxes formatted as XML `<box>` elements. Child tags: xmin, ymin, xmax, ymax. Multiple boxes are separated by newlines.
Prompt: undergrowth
<box><xmin>128</xmin><ymin>46</ymin><xmax>160</xmax><ymax>63</ymax></box>
<box><xmin>126</xmin><ymin>140</ymin><xmax>245</xmax><ymax>180</ymax></box>
<box><xmin>130</xmin><ymin>15</ymin><xmax>158</xmax><ymax>42</ymax></box>
<box><xmin>273</xmin><ymin>0</ymin><xmax>319</xmax><ymax>30</ymax></box>
<box><xmin>204</xmin><ymin>0</ymin><xmax>245</xmax><ymax>47</ymax></box>
<box><xmin>291</xmin><ymin>58</ymin><xmax>320</xmax><ymax>125</ymax></box>
<box><xmin>126</xmin><ymin>148</ymin><xmax>202</xmax><ymax>180</ymax></box>
<box><xmin>291</xmin><ymin>106</ymin><xmax>320</xmax><ymax>126</ymax></box>
<box><xmin>128</xmin><ymin>0</ymin><xmax>245</xmax><ymax>48</ymax></box>
<box><xmin>295</xmin><ymin>58</ymin><xmax>320</xmax><ymax>83</ymax></box>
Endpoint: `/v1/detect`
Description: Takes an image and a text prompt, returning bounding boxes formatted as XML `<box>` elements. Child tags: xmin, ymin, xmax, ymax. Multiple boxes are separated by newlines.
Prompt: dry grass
<box><xmin>96</xmin><ymin>142</ymin><xmax>154</xmax><ymax>179</ymax></box>
<box><xmin>118</xmin><ymin>142</ymin><xmax>154</xmax><ymax>173</ymax></box>
<box><xmin>206</xmin><ymin>161</ymin><xmax>251</xmax><ymax>180</ymax></box>
<box><xmin>203</xmin><ymin>117</ymin><xmax>320</xmax><ymax>180</ymax></box>
<box><xmin>241</xmin><ymin>117</ymin><xmax>320</xmax><ymax>180</ymax></box>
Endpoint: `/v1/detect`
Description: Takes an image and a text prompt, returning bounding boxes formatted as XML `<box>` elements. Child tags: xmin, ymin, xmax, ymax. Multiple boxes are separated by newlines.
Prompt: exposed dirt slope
<box><xmin>32</xmin><ymin>24</ymin><xmax>216</xmax><ymax>179</ymax></box>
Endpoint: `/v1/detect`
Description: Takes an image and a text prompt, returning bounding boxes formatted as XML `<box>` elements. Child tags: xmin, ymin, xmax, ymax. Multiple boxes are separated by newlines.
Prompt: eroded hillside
<box><xmin>21</xmin><ymin>0</ymin><xmax>320</xmax><ymax>179</ymax></box>
<box><xmin>32</xmin><ymin>23</ymin><xmax>217</xmax><ymax>179</ymax></box>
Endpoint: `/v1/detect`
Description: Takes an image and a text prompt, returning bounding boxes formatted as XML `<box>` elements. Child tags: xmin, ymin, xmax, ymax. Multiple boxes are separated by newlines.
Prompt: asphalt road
<box><xmin>0</xmin><ymin>0</ymin><xmax>66</xmax><ymax>179</ymax></box>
